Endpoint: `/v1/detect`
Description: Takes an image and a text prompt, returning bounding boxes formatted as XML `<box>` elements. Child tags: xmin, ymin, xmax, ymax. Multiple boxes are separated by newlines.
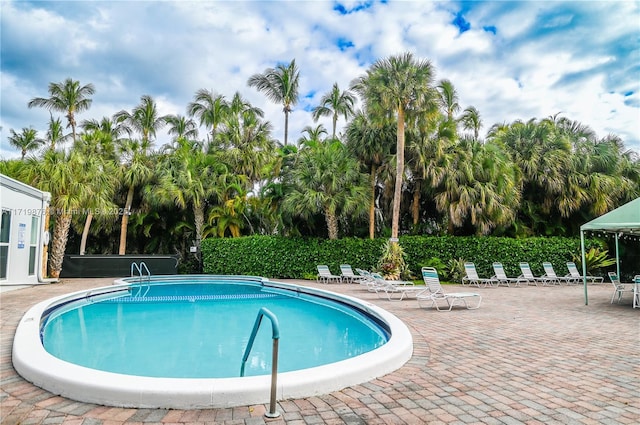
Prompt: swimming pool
<box><xmin>13</xmin><ymin>275</ymin><xmax>413</xmax><ymax>409</ymax></box>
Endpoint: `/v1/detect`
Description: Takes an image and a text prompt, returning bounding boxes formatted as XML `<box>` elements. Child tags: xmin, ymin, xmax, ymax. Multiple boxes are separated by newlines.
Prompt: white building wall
<box><xmin>0</xmin><ymin>174</ymin><xmax>51</xmax><ymax>285</ymax></box>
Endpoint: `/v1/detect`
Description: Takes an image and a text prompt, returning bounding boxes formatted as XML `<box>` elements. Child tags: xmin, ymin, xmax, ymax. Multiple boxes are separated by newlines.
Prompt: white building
<box><xmin>1</xmin><ymin>173</ymin><xmax>53</xmax><ymax>287</ymax></box>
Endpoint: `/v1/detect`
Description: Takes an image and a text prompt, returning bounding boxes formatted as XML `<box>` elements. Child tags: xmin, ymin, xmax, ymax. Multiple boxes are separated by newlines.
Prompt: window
<box><xmin>29</xmin><ymin>216</ymin><xmax>38</xmax><ymax>275</ymax></box>
<box><xmin>0</xmin><ymin>210</ymin><xmax>10</xmax><ymax>279</ymax></box>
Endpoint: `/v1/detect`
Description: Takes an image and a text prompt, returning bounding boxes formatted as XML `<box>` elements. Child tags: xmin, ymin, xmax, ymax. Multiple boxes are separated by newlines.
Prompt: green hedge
<box><xmin>201</xmin><ymin>235</ymin><xmax>602</xmax><ymax>280</ymax></box>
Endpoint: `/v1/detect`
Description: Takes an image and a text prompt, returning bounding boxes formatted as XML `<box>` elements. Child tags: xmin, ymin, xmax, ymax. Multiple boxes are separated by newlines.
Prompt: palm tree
<box><xmin>247</xmin><ymin>58</ymin><xmax>300</xmax><ymax>145</ymax></box>
<box><xmin>73</xmin><ymin>132</ymin><xmax>119</xmax><ymax>255</ymax></box>
<box><xmin>345</xmin><ymin>110</ymin><xmax>395</xmax><ymax>239</ymax></box>
<box><xmin>113</xmin><ymin>95</ymin><xmax>166</xmax><ymax>146</ymax></box>
<box><xmin>162</xmin><ymin>114</ymin><xmax>199</xmax><ymax>151</ymax></box>
<box><xmin>27</xmin><ymin>78</ymin><xmax>95</xmax><ymax>143</ymax></box>
<box><xmin>187</xmin><ymin>89</ymin><xmax>229</xmax><ymax>146</ymax></box>
<box><xmin>7</xmin><ymin>128</ymin><xmax>44</xmax><ymax>159</ymax></box>
<box><xmin>312</xmin><ymin>82</ymin><xmax>356</xmax><ymax>139</ymax></box>
<box><xmin>283</xmin><ymin>140</ymin><xmax>369</xmax><ymax>239</ymax></box>
<box><xmin>436</xmin><ymin>79</ymin><xmax>460</xmax><ymax>122</ymax></box>
<box><xmin>352</xmin><ymin>52</ymin><xmax>437</xmax><ymax>242</ymax></box>
<box><xmin>297</xmin><ymin>124</ymin><xmax>328</xmax><ymax>147</ymax></box>
<box><xmin>460</xmin><ymin>106</ymin><xmax>482</xmax><ymax>141</ymax></box>
<box><xmin>45</xmin><ymin>115</ymin><xmax>70</xmax><ymax>151</ymax></box>
<box><xmin>23</xmin><ymin>149</ymin><xmax>94</xmax><ymax>277</ymax></box>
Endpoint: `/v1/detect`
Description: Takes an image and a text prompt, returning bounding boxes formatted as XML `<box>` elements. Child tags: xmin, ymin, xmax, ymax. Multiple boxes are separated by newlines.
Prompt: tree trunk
<box><xmin>412</xmin><ymin>180</ymin><xmax>421</xmax><ymax>226</ymax></box>
<box><xmin>324</xmin><ymin>207</ymin><xmax>339</xmax><ymax>240</ymax></box>
<box><xmin>284</xmin><ymin>110</ymin><xmax>289</xmax><ymax>146</ymax></box>
<box><xmin>369</xmin><ymin>164</ymin><xmax>378</xmax><ymax>240</ymax></box>
<box><xmin>79</xmin><ymin>213</ymin><xmax>93</xmax><ymax>255</ymax></box>
<box><xmin>118</xmin><ymin>185</ymin><xmax>135</xmax><ymax>255</ymax></box>
<box><xmin>193</xmin><ymin>203</ymin><xmax>204</xmax><ymax>272</ymax></box>
<box><xmin>391</xmin><ymin>107</ymin><xmax>405</xmax><ymax>242</ymax></box>
<box><xmin>48</xmin><ymin>213</ymin><xmax>72</xmax><ymax>279</ymax></box>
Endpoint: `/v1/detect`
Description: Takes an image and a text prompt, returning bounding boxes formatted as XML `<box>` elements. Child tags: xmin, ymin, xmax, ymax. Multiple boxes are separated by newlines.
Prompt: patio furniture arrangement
<box><xmin>417</xmin><ymin>267</ymin><xmax>482</xmax><ymax>311</ymax></box>
<box><xmin>518</xmin><ymin>262</ymin><xmax>556</xmax><ymax>286</ymax></box>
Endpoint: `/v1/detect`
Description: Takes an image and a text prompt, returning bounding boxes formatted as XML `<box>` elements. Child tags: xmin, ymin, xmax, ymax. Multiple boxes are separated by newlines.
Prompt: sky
<box><xmin>1</xmin><ymin>0</ymin><xmax>639</xmax><ymax>159</ymax></box>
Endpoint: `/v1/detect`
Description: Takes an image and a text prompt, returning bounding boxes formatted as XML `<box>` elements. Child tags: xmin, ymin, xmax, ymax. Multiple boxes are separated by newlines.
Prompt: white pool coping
<box><xmin>12</xmin><ymin>276</ymin><xmax>413</xmax><ymax>409</ymax></box>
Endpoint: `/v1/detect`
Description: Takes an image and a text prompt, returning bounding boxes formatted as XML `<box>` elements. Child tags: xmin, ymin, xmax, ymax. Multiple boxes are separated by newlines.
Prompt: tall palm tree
<box><xmin>187</xmin><ymin>89</ymin><xmax>229</xmax><ymax>146</ymax></box>
<box><xmin>283</xmin><ymin>140</ymin><xmax>370</xmax><ymax>239</ymax></box>
<box><xmin>27</xmin><ymin>78</ymin><xmax>95</xmax><ymax>143</ymax></box>
<box><xmin>312</xmin><ymin>82</ymin><xmax>356</xmax><ymax>139</ymax></box>
<box><xmin>113</xmin><ymin>95</ymin><xmax>165</xmax><ymax>254</ymax></box>
<box><xmin>113</xmin><ymin>95</ymin><xmax>166</xmax><ymax>146</ymax></box>
<box><xmin>247</xmin><ymin>58</ymin><xmax>300</xmax><ymax>145</ymax></box>
<box><xmin>352</xmin><ymin>52</ymin><xmax>437</xmax><ymax>242</ymax></box>
<box><xmin>72</xmin><ymin>132</ymin><xmax>119</xmax><ymax>255</ymax></box>
<box><xmin>7</xmin><ymin>128</ymin><xmax>44</xmax><ymax>159</ymax></box>
<box><xmin>345</xmin><ymin>110</ymin><xmax>395</xmax><ymax>239</ymax></box>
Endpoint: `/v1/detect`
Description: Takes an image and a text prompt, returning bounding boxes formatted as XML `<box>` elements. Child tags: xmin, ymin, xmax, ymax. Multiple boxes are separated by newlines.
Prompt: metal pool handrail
<box><xmin>240</xmin><ymin>307</ymin><xmax>280</xmax><ymax>418</ymax></box>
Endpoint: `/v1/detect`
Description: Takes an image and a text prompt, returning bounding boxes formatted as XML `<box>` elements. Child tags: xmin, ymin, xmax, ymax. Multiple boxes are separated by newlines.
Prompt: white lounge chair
<box><xmin>634</xmin><ymin>275</ymin><xmax>640</xmax><ymax>309</ymax></box>
<box><xmin>417</xmin><ymin>267</ymin><xmax>482</xmax><ymax>311</ymax></box>
<box><xmin>540</xmin><ymin>262</ymin><xmax>568</xmax><ymax>285</ymax></box>
<box><xmin>370</xmin><ymin>272</ymin><xmax>421</xmax><ymax>301</ymax></box>
<box><xmin>339</xmin><ymin>264</ymin><xmax>366</xmax><ymax>284</ymax></box>
<box><xmin>316</xmin><ymin>265</ymin><xmax>342</xmax><ymax>284</ymax></box>
<box><xmin>566</xmin><ymin>262</ymin><xmax>604</xmax><ymax>284</ymax></box>
<box><xmin>518</xmin><ymin>262</ymin><xmax>554</xmax><ymax>286</ymax></box>
<box><xmin>462</xmin><ymin>262</ymin><xmax>497</xmax><ymax>287</ymax></box>
<box><xmin>492</xmin><ymin>262</ymin><xmax>528</xmax><ymax>287</ymax></box>
<box><xmin>607</xmin><ymin>271</ymin><xmax>635</xmax><ymax>304</ymax></box>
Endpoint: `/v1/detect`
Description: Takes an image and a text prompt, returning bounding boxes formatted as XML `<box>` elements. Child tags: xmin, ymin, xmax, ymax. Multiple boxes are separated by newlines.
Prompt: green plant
<box><xmin>377</xmin><ymin>240</ymin><xmax>411</xmax><ymax>280</ymax></box>
<box><xmin>419</xmin><ymin>257</ymin><xmax>448</xmax><ymax>278</ymax></box>
<box><xmin>573</xmin><ymin>248</ymin><xmax>616</xmax><ymax>274</ymax></box>
<box><xmin>446</xmin><ymin>258</ymin><xmax>467</xmax><ymax>283</ymax></box>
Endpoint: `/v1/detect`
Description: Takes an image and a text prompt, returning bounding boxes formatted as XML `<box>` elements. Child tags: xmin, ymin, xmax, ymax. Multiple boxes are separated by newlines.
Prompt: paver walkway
<box><xmin>1</xmin><ymin>278</ymin><xmax>638</xmax><ymax>424</ymax></box>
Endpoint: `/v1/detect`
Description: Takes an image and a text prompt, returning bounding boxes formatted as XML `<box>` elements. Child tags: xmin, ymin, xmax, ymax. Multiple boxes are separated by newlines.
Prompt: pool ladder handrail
<box><xmin>240</xmin><ymin>307</ymin><xmax>281</xmax><ymax>418</ymax></box>
<box><xmin>130</xmin><ymin>261</ymin><xmax>151</xmax><ymax>297</ymax></box>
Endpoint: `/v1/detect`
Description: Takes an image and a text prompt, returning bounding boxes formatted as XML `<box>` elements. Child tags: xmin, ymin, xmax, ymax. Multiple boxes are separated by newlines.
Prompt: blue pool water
<box><xmin>41</xmin><ymin>280</ymin><xmax>389</xmax><ymax>378</ymax></box>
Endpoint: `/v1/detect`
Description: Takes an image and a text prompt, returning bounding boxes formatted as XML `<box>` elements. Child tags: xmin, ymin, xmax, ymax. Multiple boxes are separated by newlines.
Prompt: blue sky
<box><xmin>1</xmin><ymin>0</ymin><xmax>639</xmax><ymax>158</ymax></box>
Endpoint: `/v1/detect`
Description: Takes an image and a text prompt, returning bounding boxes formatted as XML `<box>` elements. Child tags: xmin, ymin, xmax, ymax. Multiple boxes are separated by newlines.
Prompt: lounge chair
<box><xmin>518</xmin><ymin>262</ymin><xmax>553</xmax><ymax>286</ymax></box>
<box><xmin>492</xmin><ymin>262</ymin><xmax>528</xmax><ymax>287</ymax></box>
<box><xmin>370</xmin><ymin>272</ymin><xmax>421</xmax><ymax>301</ymax></box>
<box><xmin>542</xmin><ymin>262</ymin><xmax>578</xmax><ymax>285</ymax></box>
<box><xmin>462</xmin><ymin>262</ymin><xmax>497</xmax><ymax>287</ymax></box>
<box><xmin>566</xmin><ymin>262</ymin><xmax>604</xmax><ymax>284</ymax></box>
<box><xmin>417</xmin><ymin>267</ymin><xmax>482</xmax><ymax>311</ymax></box>
<box><xmin>607</xmin><ymin>272</ymin><xmax>635</xmax><ymax>304</ymax></box>
<box><xmin>339</xmin><ymin>264</ymin><xmax>366</xmax><ymax>284</ymax></box>
<box><xmin>316</xmin><ymin>265</ymin><xmax>342</xmax><ymax>284</ymax></box>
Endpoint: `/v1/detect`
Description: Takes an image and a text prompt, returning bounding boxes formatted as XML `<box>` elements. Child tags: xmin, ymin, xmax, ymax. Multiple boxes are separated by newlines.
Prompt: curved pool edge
<box><xmin>12</xmin><ymin>276</ymin><xmax>413</xmax><ymax>409</ymax></box>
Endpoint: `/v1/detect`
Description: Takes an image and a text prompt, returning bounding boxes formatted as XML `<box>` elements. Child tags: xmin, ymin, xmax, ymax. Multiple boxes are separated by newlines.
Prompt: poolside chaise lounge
<box><xmin>370</xmin><ymin>272</ymin><xmax>422</xmax><ymax>301</ymax></box>
<box><xmin>462</xmin><ymin>262</ymin><xmax>497</xmax><ymax>287</ymax></box>
<box><xmin>339</xmin><ymin>264</ymin><xmax>367</xmax><ymax>284</ymax></box>
<box><xmin>492</xmin><ymin>262</ymin><xmax>529</xmax><ymax>287</ymax></box>
<box><xmin>542</xmin><ymin>262</ymin><xmax>577</xmax><ymax>285</ymax></box>
<box><xmin>417</xmin><ymin>267</ymin><xmax>482</xmax><ymax>311</ymax></box>
<box><xmin>566</xmin><ymin>262</ymin><xmax>604</xmax><ymax>284</ymax></box>
<box><xmin>518</xmin><ymin>262</ymin><xmax>555</xmax><ymax>286</ymax></box>
<box><xmin>316</xmin><ymin>265</ymin><xmax>342</xmax><ymax>284</ymax></box>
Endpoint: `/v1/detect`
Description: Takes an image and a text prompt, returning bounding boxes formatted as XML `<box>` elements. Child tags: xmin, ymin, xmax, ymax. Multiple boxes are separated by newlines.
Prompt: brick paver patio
<box><xmin>1</xmin><ymin>278</ymin><xmax>638</xmax><ymax>424</ymax></box>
